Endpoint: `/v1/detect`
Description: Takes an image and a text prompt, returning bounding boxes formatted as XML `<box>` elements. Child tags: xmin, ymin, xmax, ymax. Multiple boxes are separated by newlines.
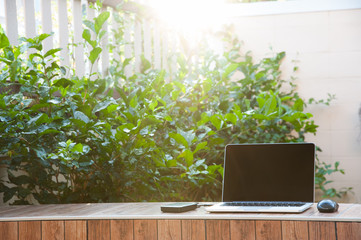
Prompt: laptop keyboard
<box><xmin>222</xmin><ymin>201</ymin><xmax>306</xmax><ymax>207</ymax></box>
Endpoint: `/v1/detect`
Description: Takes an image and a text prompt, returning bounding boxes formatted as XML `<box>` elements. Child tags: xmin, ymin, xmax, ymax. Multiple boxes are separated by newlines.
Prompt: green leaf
<box><xmin>222</xmin><ymin>63</ymin><xmax>238</xmax><ymax>79</ymax></box>
<box><xmin>82</xmin><ymin>29</ymin><xmax>96</xmax><ymax>48</ymax></box>
<box><xmin>74</xmin><ymin>111</ymin><xmax>90</xmax><ymax>123</ymax></box>
<box><xmin>28</xmin><ymin>113</ymin><xmax>49</xmax><ymax>126</ymax></box>
<box><xmin>53</xmin><ymin>78</ymin><xmax>74</xmax><ymax>88</ymax></box>
<box><xmin>294</xmin><ymin>98</ymin><xmax>304</xmax><ymax>111</ymax></box>
<box><xmin>89</xmin><ymin>47</ymin><xmax>102</xmax><ymax>64</ymax></box>
<box><xmin>169</xmin><ymin>132</ymin><xmax>188</xmax><ymax>148</ymax></box>
<box><xmin>84</xmin><ymin>20</ymin><xmax>95</xmax><ymax>33</ymax></box>
<box><xmin>95</xmin><ymin>11</ymin><xmax>110</xmax><ymax>34</ymax></box>
<box><xmin>193</xmin><ymin>141</ymin><xmax>208</xmax><ymax>154</ymax></box>
<box><xmin>93</xmin><ymin>100</ymin><xmax>116</xmax><ymax>113</ymax></box>
<box><xmin>149</xmin><ymin>99</ymin><xmax>158</xmax><ymax>111</ymax></box>
<box><xmin>129</xmin><ymin>95</ymin><xmax>138</xmax><ymax>108</ymax></box>
<box><xmin>44</xmin><ymin>48</ymin><xmax>62</xmax><ymax>58</ymax></box>
<box><xmin>0</xmin><ymin>32</ymin><xmax>10</xmax><ymax>49</ymax></box>
<box><xmin>210</xmin><ymin>115</ymin><xmax>223</xmax><ymax>130</ymax></box>
<box><xmin>225</xmin><ymin>113</ymin><xmax>237</xmax><ymax>125</ymax></box>
<box><xmin>178</xmin><ymin>149</ymin><xmax>194</xmax><ymax>167</ymax></box>
<box><xmin>72</xmin><ymin>143</ymin><xmax>83</xmax><ymax>153</ymax></box>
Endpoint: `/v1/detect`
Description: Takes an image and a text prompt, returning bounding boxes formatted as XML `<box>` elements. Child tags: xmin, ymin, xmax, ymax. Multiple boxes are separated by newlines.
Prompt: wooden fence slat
<box><xmin>134</xmin><ymin>20</ymin><xmax>142</xmax><ymax>73</ymax></box>
<box><xmin>65</xmin><ymin>220</ymin><xmax>87</xmax><ymax>240</ymax></box>
<box><xmin>134</xmin><ymin>220</ymin><xmax>157</xmax><ymax>240</ymax></box>
<box><xmin>73</xmin><ymin>0</ymin><xmax>85</xmax><ymax>77</ymax></box>
<box><xmin>308</xmin><ymin>221</ymin><xmax>336</xmax><ymax>240</ymax></box>
<box><xmin>181</xmin><ymin>220</ymin><xmax>206</xmax><ymax>240</ymax></box>
<box><xmin>0</xmin><ymin>222</ymin><xmax>18</xmax><ymax>240</ymax></box>
<box><xmin>336</xmin><ymin>222</ymin><xmax>361</xmax><ymax>239</ymax></box>
<box><xmin>124</xmin><ymin>14</ymin><xmax>133</xmax><ymax>77</ymax></box>
<box><xmin>24</xmin><ymin>0</ymin><xmax>36</xmax><ymax>39</ymax></box>
<box><xmin>230</xmin><ymin>220</ymin><xmax>255</xmax><ymax>240</ymax></box>
<box><xmin>255</xmin><ymin>220</ymin><xmax>282</xmax><ymax>240</ymax></box>
<box><xmin>162</xmin><ymin>30</ymin><xmax>168</xmax><ymax>71</ymax></box>
<box><xmin>101</xmin><ymin>7</ymin><xmax>109</xmax><ymax>76</ymax></box>
<box><xmin>158</xmin><ymin>220</ymin><xmax>181</xmax><ymax>240</ymax></box>
<box><xmin>153</xmin><ymin>21</ymin><xmax>161</xmax><ymax>69</ymax></box>
<box><xmin>143</xmin><ymin>21</ymin><xmax>152</xmax><ymax>63</ymax></box>
<box><xmin>41</xmin><ymin>0</ymin><xmax>53</xmax><ymax>53</ymax></box>
<box><xmin>42</xmin><ymin>221</ymin><xmax>64</xmax><ymax>240</ymax></box>
<box><xmin>282</xmin><ymin>221</ymin><xmax>308</xmax><ymax>240</ymax></box>
<box><xmin>110</xmin><ymin>220</ymin><xmax>133</xmax><ymax>240</ymax></box>
<box><xmin>58</xmin><ymin>0</ymin><xmax>70</xmax><ymax>67</ymax></box>
<box><xmin>111</xmin><ymin>9</ymin><xmax>120</xmax><ymax>65</ymax></box>
<box><xmin>4</xmin><ymin>0</ymin><xmax>18</xmax><ymax>45</ymax></box>
<box><xmin>88</xmin><ymin>220</ymin><xmax>111</xmax><ymax>240</ymax></box>
<box><xmin>19</xmin><ymin>221</ymin><xmax>41</xmax><ymax>240</ymax></box>
<box><xmin>206</xmin><ymin>220</ymin><xmax>230</xmax><ymax>240</ymax></box>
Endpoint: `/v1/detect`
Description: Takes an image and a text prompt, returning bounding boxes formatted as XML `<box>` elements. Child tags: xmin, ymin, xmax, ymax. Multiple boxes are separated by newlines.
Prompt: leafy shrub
<box><xmin>0</xmin><ymin>4</ymin><xmax>349</xmax><ymax>204</ymax></box>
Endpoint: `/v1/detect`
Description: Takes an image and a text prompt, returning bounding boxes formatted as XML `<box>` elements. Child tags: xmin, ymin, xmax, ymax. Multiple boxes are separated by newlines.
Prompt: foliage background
<box><xmin>0</xmin><ymin>3</ymin><xmax>349</xmax><ymax>204</ymax></box>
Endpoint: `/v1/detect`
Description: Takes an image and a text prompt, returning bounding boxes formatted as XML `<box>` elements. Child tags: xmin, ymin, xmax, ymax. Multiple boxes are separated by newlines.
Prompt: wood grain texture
<box><xmin>42</xmin><ymin>221</ymin><xmax>64</xmax><ymax>240</ymax></box>
<box><xmin>88</xmin><ymin>220</ymin><xmax>110</xmax><ymax>240</ymax></box>
<box><xmin>206</xmin><ymin>220</ymin><xmax>230</xmax><ymax>240</ymax></box>
<box><xmin>19</xmin><ymin>221</ymin><xmax>41</xmax><ymax>240</ymax></box>
<box><xmin>182</xmin><ymin>220</ymin><xmax>206</xmax><ymax>240</ymax></box>
<box><xmin>0</xmin><ymin>221</ymin><xmax>18</xmax><ymax>240</ymax></box>
<box><xmin>230</xmin><ymin>220</ymin><xmax>255</xmax><ymax>240</ymax></box>
<box><xmin>65</xmin><ymin>220</ymin><xmax>87</xmax><ymax>240</ymax></box>
<box><xmin>308</xmin><ymin>221</ymin><xmax>336</xmax><ymax>240</ymax></box>
<box><xmin>111</xmin><ymin>220</ymin><xmax>133</xmax><ymax>240</ymax></box>
<box><xmin>336</xmin><ymin>222</ymin><xmax>361</xmax><ymax>240</ymax></box>
<box><xmin>134</xmin><ymin>219</ymin><xmax>157</xmax><ymax>240</ymax></box>
<box><xmin>282</xmin><ymin>221</ymin><xmax>308</xmax><ymax>240</ymax></box>
<box><xmin>158</xmin><ymin>219</ymin><xmax>181</xmax><ymax>240</ymax></box>
<box><xmin>255</xmin><ymin>221</ymin><xmax>281</xmax><ymax>240</ymax></box>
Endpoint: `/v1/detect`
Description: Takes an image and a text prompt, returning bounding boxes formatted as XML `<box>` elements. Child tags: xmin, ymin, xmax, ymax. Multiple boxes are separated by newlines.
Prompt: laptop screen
<box><xmin>222</xmin><ymin>143</ymin><xmax>315</xmax><ymax>202</ymax></box>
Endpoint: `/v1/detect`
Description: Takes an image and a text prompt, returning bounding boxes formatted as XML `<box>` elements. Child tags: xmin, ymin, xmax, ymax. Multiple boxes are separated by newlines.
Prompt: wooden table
<box><xmin>0</xmin><ymin>202</ymin><xmax>360</xmax><ymax>239</ymax></box>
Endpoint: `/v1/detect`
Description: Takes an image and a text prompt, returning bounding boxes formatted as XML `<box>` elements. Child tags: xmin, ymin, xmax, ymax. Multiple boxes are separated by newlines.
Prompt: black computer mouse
<box><xmin>317</xmin><ymin>199</ymin><xmax>339</xmax><ymax>213</ymax></box>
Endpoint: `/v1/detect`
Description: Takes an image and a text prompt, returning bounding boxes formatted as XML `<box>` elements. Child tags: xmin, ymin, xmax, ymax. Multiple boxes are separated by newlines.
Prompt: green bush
<box><xmin>0</xmin><ymin>5</ymin><xmax>349</xmax><ymax>204</ymax></box>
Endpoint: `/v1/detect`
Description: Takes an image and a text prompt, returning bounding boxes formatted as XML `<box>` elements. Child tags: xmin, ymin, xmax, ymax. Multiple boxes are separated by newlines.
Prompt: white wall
<box><xmin>229</xmin><ymin>3</ymin><xmax>361</xmax><ymax>202</ymax></box>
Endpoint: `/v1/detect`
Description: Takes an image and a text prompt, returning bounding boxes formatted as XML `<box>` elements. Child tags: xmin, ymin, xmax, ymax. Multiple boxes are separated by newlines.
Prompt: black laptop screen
<box><xmin>222</xmin><ymin>143</ymin><xmax>315</xmax><ymax>202</ymax></box>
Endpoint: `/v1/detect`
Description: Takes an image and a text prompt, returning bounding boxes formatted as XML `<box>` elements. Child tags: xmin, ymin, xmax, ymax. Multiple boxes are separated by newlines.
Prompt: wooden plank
<box><xmin>24</xmin><ymin>0</ymin><xmax>37</xmax><ymax>38</ymax></box>
<box><xmin>230</xmin><ymin>220</ymin><xmax>255</xmax><ymax>240</ymax></box>
<box><xmin>206</xmin><ymin>220</ymin><xmax>230</xmax><ymax>240</ymax></box>
<box><xmin>134</xmin><ymin>20</ymin><xmax>142</xmax><ymax>73</ymax></box>
<box><xmin>58</xmin><ymin>0</ymin><xmax>70</xmax><ymax>67</ymax></box>
<box><xmin>308</xmin><ymin>221</ymin><xmax>336</xmax><ymax>240</ymax></box>
<box><xmin>19</xmin><ymin>221</ymin><xmax>41</xmax><ymax>240</ymax></box>
<box><xmin>123</xmin><ymin>14</ymin><xmax>133</xmax><ymax>77</ymax></box>
<box><xmin>158</xmin><ymin>219</ymin><xmax>181</xmax><ymax>240</ymax></box>
<box><xmin>110</xmin><ymin>220</ymin><xmax>133</xmax><ymax>240</ymax></box>
<box><xmin>88</xmin><ymin>220</ymin><xmax>111</xmax><ymax>240</ymax></box>
<box><xmin>153</xmin><ymin>21</ymin><xmax>161</xmax><ymax>69</ymax></box>
<box><xmin>336</xmin><ymin>222</ymin><xmax>361</xmax><ymax>239</ymax></box>
<box><xmin>182</xmin><ymin>220</ymin><xmax>206</xmax><ymax>240</ymax></box>
<box><xmin>101</xmin><ymin>7</ymin><xmax>109</xmax><ymax>76</ymax></box>
<box><xmin>134</xmin><ymin>220</ymin><xmax>157</xmax><ymax>240</ymax></box>
<box><xmin>255</xmin><ymin>220</ymin><xmax>281</xmax><ymax>240</ymax></box>
<box><xmin>4</xmin><ymin>0</ymin><xmax>19</xmax><ymax>45</ymax></box>
<box><xmin>65</xmin><ymin>220</ymin><xmax>87</xmax><ymax>240</ymax></box>
<box><xmin>111</xmin><ymin>9</ymin><xmax>120</xmax><ymax>64</ymax></box>
<box><xmin>42</xmin><ymin>221</ymin><xmax>64</xmax><ymax>240</ymax></box>
<box><xmin>282</xmin><ymin>221</ymin><xmax>308</xmax><ymax>240</ymax></box>
<box><xmin>41</xmin><ymin>0</ymin><xmax>53</xmax><ymax>52</ymax></box>
<box><xmin>143</xmin><ymin>21</ymin><xmax>152</xmax><ymax>63</ymax></box>
<box><xmin>73</xmin><ymin>0</ymin><xmax>85</xmax><ymax>77</ymax></box>
<box><xmin>0</xmin><ymin>222</ymin><xmax>18</xmax><ymax>240</ymax></box>
<box><xmin>162</xmin><ymin>30</ymin><xmax>168</xmax><ymax>75</ymax></box>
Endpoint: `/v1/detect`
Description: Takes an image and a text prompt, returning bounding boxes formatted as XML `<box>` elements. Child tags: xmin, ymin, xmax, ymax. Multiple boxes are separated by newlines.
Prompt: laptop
<box><xmin>206</xmin><ymin>143</ymin><xmax>315</xmax><ymax>213</ymax></box>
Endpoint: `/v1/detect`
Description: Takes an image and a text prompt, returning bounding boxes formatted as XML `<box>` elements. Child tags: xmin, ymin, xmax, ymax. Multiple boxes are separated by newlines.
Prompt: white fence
<box><xmin>1</xmin><ymin>0</ymin><xmax>173</xmax><ymax>77</ymax></box>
